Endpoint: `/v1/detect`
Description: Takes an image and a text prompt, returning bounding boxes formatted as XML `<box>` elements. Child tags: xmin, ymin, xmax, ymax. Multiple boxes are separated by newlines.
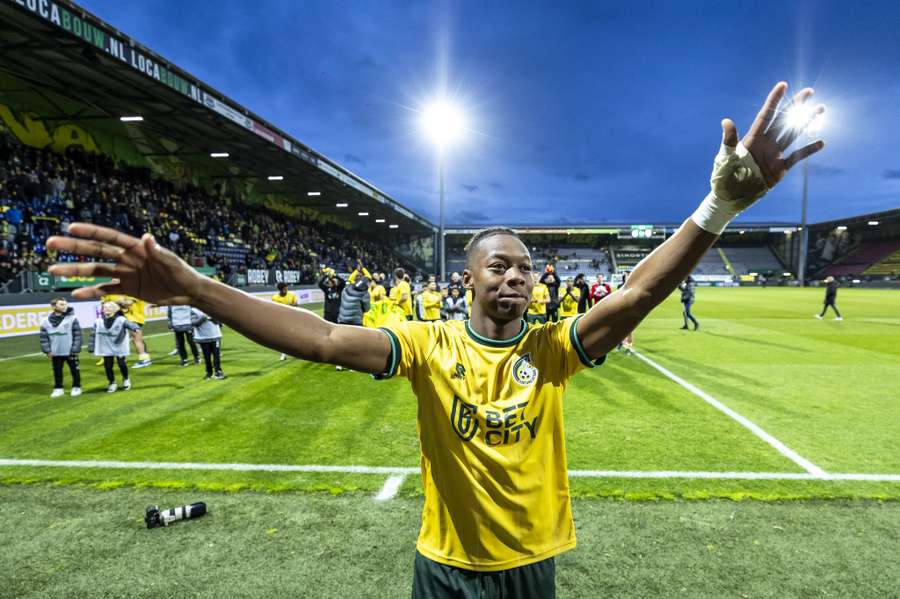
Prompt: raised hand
<box><xmin>46</xmin><ymin>223</ymin><xmax>205</xmax><ymax>305</ymax></box>
<box><xmin>725</xmin><ymin>81</ymin><xmax>825</xmax><ymax>188</ymax></box>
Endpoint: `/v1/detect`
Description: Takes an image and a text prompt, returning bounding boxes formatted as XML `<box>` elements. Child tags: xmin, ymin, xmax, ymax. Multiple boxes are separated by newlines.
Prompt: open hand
<box><xmin>724</xmin><ymin>81</ymin><xmax>825</xmax><ymax>187</ymax></box>
<box><xmin>46</xmin><ymin>223</ymin><xmax>205</xmax><ymax>305</ymax></box>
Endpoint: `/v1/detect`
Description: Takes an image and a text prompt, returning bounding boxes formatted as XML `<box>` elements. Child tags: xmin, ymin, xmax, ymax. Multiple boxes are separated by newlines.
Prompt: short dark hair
<box><xmin>50</xmin><ymin>297</ymin><xmax>65</xmax><ymax>307</ymax></box>
<box><xmin>463</xmin><ymin>227</ymin><xmax>521</xmax><ymax>268</ymax></box>
<box><xmin>277</xmin><ymin>282</ymin><xmax>288</xmax><ymax>291</ymax></box>
<box><xmin>393</xmin><ymin>267</ymin><xmax>406</xmax><ymax>280</ymax></box>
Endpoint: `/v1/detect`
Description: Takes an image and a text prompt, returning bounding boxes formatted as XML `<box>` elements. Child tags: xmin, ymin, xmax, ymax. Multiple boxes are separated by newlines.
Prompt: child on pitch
<box><xmin>191</xmin><ymin>307</ymin><xmax>225</xmax><ymax>380</ymax></box>
<box><xmin>49</xmin><ymin>82</ymin><xmax>825</xmax><ymax>598</ymax></box>
<box><xmin>90</xmin><ymin>301</ymin><xmax>139</xmax><ymax>393</ymax></box>
<box><xmin>39</xmin><ymin>298</ymin><xmax>82</xmax><ymax>397</ymax></box>
<box><xmin>168</xmin><ymin>304</ymin><xmax>200</xmax><ymax>366</ymax></box>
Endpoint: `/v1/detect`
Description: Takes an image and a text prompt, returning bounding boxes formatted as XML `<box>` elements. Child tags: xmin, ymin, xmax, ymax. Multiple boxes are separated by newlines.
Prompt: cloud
<box><xmin>808</xmin><ymin>165</ymin><xmax>845</xmax><ymax>177</ymax></box>
<box><xmin>344</xmin><ymin>154</ymin><xmax>366</xmax><ymax>166</ymax></box>
<box><xmin>489</xmin><ymin>181</ymin><xmax>503</xmax><ymax>189</ymax></box>
<box><xmin>884</xmin><ymin>169</ymin><xmax>900</xmax><ymax>179</ymax></box>
<box><xmin>460</xmin><ymin>184</ymin><xmax>479</xmax><ymax>192</ymax></box>
<box><xmin>457</xmin><ymin>210</ymin><xmax>490</xmax><ymax>223</ymax></box>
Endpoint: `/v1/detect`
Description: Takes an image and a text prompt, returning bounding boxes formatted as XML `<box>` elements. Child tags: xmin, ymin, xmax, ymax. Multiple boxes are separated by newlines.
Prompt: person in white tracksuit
<box><xmin>90</xmin><ymin>301</ymin><xmax>140</xmax><ymax>393</ymax></box>
<box><xmin>191</xmin><ymin>307</ymin><xmax>225</xmax><ymax>380</ymax></box>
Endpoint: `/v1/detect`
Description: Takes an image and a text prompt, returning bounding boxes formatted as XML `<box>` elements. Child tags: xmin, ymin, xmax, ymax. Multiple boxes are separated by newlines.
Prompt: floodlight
<box><xmin>210</xmin><ymin>152</ymin><xmax>229</xmax><ymax>158</ymax></box>
<box><xmin>267</xmin><ymin>176</ymin><xmax>284</xmax><ymax>181</ymax></box>
<box><xmin>120</xmin><ymin>116</ymin><xmax>143</xmax><ymax>122</ymax></box>
<box><xmin>335</xmin><ymin>203</ymin><xmax>348</xmax><ymax>208</ymax></box>
<box><xmin>420</xmin><ymin>99</ymin><xmax>467</xmax><ymax>147</ymax></box>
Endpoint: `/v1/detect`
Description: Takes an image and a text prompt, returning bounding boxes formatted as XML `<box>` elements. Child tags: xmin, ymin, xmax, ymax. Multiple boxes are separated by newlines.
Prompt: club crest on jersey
<box><xmin>512</xmin><ymin>353</ymin><xmax>538</xmax><ymax>386</ymax></box>
<box><xmin>450</xmin><ymin>396</ymin><xmax>479</xmax><ymax>441</ymax></box>
<box><xmin>451</xmin><ymin>362</ymin><xmax>466</xmax><ymax>380</ymax></box>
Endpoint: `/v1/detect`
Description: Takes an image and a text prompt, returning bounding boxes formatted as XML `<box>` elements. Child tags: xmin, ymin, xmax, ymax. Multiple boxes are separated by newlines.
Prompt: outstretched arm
<box><xmin>46</xmin><ymin>225</ymin><xmax>392</xmax><ymax>374</ymax></box>
<box><xmin>578</xmin><ymin>82</ymin><xmax>825</xmax><ymax>358</ymax></box>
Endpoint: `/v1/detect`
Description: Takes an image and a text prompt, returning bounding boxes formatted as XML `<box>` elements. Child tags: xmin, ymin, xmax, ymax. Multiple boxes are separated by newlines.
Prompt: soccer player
<box><xmin>48</xmin><ymin>82</ymin><xmax>824</xmax><ymax>598</ymax></box>
<box><xmin>90</xmin><ymin>301</ymin><xmax>139</xmax><ymax>393</ymax></box>
<box><xmin>105</xmin><ymin>295</ymin><xmax>151</xmax><ymax>368</ymax></box>
<box><xmin>815</xmin><ymin>275</ymin><xmax>842</xmax><ymax>320</ymax></box>
<box><xmin>272</xmin><ymin>282</ymin><xmax>300</xmax><ymax>360</ymax></box>
<box><xmin>679</xmin><ymin>275</ymin><xmax>700</xmax><ymax>330</ymax></box>
<box><xmin>421</xmin><ymin>281</ymin><xmax>443</xmax><ymax>322</ymax></box>
<box><xmin>589</xmin><ymin>274</ymin><xmax>611</xmax><ymax>307</ymax></box>
<box><xmin>39</xmin><ymin>298</ymin><xmax>82</xmax><ymax>397</ymax></box>
<box><xmin>191</xmin><ymin>307</ymin><xmax>225</xmax><ymax>380</ymax></box>
<box><xmin>318</xmin><ymin>268</ymin><xmax>345</xmax><ymax>325</ymax></box>
<box><xmin>389</xmin><ymin>268</ymin><xmax>413</xmax><ymax>320</ymax></box>
<box><xmin>527</xmin><ymin>272</ymin><xmax>550</xmax><ymax>324</ymax></box>
<box><xmin>558</xmin><ymin>277</ymin><xmax>580</xmax><ymax>319</ymax></box>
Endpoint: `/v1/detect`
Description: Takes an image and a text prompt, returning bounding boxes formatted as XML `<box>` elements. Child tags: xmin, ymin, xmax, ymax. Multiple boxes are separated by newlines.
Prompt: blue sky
<box><xmin>81</xmin><ymin>0</ymin><xmax>900</xmax><ymax>225</ymax></box>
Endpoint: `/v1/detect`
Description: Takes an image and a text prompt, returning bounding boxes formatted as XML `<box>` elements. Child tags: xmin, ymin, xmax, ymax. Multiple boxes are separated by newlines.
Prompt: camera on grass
<box><xmin>145</xmin><ymin>502</ymin><xmax>207</xmax><ymax>529</ymax></box>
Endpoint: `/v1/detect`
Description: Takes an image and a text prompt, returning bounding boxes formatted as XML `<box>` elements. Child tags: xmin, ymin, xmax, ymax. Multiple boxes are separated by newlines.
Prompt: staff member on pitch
<box><xmin>679</xmin><ymin>275</ymin><xmax>700</xmax><ymax>330</ymax></box>
<box><xmin>49</xmin><ymin>82</ymin><xmax>825</xmax><ymax>598</ymax></box>
<box><xmin>815</xmin><ymin>275</ymin><xmax>842</xmax><ymax>320</ymax></box>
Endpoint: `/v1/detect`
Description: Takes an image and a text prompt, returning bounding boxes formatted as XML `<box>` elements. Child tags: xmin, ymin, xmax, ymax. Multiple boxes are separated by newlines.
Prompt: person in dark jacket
<box><xmin>539</xmin><ymin>269</ymin><xmax>560</xmax><ymax>322</ymax></box>
<box><xmin>574</xmin><ymin>273</ymin><xmax>590</xmax><ymax>314</ymax></box>
<box><xmin>338</xmin><ymin>278</ymin><xmax>371</xmax><ymax>326</ymax></box>
<box><xmin>815</xmin><ymin>276</ymin><xmax>842</xmax><ymax>320</ymax></box>
<box><xmin>318</xmin><ymin>270</ymin><xmax>345</xmax><ymax>324</ymax></box>
<box><xmin>679</xmin><ymin>276</ymin><xmax>699</xmax><ymax>330</ymax></box>
<box><xmin>39</xmin><ymin>298</ymin><xmax>82</xmax><ymax>397</ymax></box>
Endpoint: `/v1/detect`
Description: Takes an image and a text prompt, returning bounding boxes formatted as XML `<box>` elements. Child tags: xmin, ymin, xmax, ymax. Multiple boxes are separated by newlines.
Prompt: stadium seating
<box><xmin>692</xmin><ymin>251</ymin><xmax>730</xmax><ymax>275</ymax></box>
<box><xmin>0</xmin><ymin>132</ymin><xmax>412</xmax><ymax>285</ymax></box>
<box><xmin>864</xmin><ymin>245</ymin><xmax>900</xmax><ymax>276</ymax></box>
<box><xmin>823</xmin><ymin>239</ymin><xmax>900</xmax><ymax>277</ymax></box>
<box><xmin>720</xmin><ymin>246</ymin><xmax>783</xmax><ymax>275</ymax></box>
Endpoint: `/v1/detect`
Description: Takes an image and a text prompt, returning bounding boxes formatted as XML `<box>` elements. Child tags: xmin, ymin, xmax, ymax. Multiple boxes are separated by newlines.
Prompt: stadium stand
<box><xmin>0</xmin><ymin>131</ymin><xmax>413</xmax><ymax>286</ymax></box>
<box><xmin>864</xmin><ymin>245</ymin><xmax>900</xmax><ymax>277</ymax></box>
<box><xmin>720</xmin><ymin>246</ymin><xmax>784</xmax><ymax>275</ymax></box>
<box><xmin>692</xmin><ymin>250</ymin><xmax>730</xmax><ymax>275</ymax></box>
<box><xmin>824</xmin><ymin>239</ymin><xmax>900</xmax><ymax>277</ymax></box>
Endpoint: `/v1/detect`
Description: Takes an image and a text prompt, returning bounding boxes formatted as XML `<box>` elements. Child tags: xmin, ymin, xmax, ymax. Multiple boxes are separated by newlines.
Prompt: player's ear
<box><xmin>462</xmin><ymin>268</ymin><xmax>474</xmax><ymax>290</ymax></box>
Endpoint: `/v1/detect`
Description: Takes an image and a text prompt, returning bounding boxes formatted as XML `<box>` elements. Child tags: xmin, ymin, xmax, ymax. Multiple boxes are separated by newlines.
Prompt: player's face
<box><xmin>464</xmin><ymin>234</ymin><xmax>533</xmax><ymax>320</ymax></box>
<box><xmin>53</xmin><ymin>300</ymin><xmax>68</xmax><ymax>313</ymax></box>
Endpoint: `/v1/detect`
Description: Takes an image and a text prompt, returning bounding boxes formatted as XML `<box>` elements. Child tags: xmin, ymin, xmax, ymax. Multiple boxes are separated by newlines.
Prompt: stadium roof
<box><xmin>443</xmin><ymin>222</ymin><xmax>800</xmax><ymax>235</ymax></box>
<box><xmin>0</xmin><ymin>0</ymin><xmax>436</xmax><ymax>237</ymax></box>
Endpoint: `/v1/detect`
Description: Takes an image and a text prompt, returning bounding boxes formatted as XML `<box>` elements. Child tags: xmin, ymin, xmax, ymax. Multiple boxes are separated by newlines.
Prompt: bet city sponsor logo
<box><xmin>450</xmin><ymin>397</ymin><xmax>540</xmax><ymax>446</ymax></box>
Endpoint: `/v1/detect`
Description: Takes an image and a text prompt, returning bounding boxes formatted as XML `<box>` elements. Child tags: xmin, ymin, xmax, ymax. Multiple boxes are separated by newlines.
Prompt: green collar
<box><xmin>465</xmin><ymin>319</ymin><xmax>528</xmax><ymax>347</ymax></box>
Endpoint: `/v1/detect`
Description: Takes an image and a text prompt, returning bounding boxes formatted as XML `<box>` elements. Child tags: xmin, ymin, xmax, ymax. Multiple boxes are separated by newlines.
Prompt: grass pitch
<box><xmin>1</xmin><ymin>288</ymin><xmax>899</xmax><ymax>596</ymax></box>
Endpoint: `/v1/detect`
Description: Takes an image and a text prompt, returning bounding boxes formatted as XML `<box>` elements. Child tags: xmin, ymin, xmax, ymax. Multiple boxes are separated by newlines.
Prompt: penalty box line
<box><xmin>631</xmin><ymin>349</ymin><xmax>828</xmax><ymax>478</ymax></box>
<box><xmin>1</xmin><ymin>459</ymin><xmax>899</xmax><ymax>482</ymax></box>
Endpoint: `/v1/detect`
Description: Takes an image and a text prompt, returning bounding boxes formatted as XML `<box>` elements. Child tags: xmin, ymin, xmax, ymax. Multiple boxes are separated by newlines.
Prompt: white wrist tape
<box><xmin>691</xmin><ymin>141</ymin><xmax>769</xmax><ymax>235</ymax></box>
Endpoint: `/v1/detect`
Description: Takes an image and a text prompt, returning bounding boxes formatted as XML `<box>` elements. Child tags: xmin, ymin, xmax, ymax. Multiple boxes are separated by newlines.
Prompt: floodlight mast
<box><xmin>421</xmin><ymin>100</ymin><xmax>466</xmax><ymax>281</ymax></box>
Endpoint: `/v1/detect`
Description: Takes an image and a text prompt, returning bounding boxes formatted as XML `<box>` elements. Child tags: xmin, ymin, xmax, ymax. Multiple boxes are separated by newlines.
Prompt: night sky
<box><xmin>80</xmin><ymin>0</ymin><xmax>900</xmax><ymax>226</ymax></box>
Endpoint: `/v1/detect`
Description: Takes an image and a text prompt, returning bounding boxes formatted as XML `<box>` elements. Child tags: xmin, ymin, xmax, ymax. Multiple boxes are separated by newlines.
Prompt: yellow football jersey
<box><xmin>390</xmin><ymin>281</ymin><xmax>413</xmax><ymax>317</ymax></box>
<box><xmin>369</xmin><ymin>284</ymin><xmax>386</xmax><ymax>303</ymax></box>
<box><xmin>271</xmin><ymin>291</ymin><xmax>298</xmax><ymax>306</ymax></box>
<box><xmin>378</xmin><ymin>315</ymin><xmax>604</xmax><ymax>571</ymax></box>
<box><xmin>559</xmin><ymin>287</ymin><xmax>580</xmax><ymax>317</ymax></box>
<box><xmin>528</xmin><ymin>283</ymin><xmax>549</xmax><ymax>315</ymax></box>
<box><xmin>421</xmin><ymin>290</ymin><xmax>443</xmax><ymax>321</ymax></box>
<box><xmin>105</xmin><ymin>295</ymin><xmax>146</xmax><ymax>324</ymax></box>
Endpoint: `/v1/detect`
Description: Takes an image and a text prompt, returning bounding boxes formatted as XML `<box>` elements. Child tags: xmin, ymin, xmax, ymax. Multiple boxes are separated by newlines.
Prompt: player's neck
<box><xmin>468</xmin><ymin>311</ymin><xmax>524</xmax><ymax>341</ymax></box>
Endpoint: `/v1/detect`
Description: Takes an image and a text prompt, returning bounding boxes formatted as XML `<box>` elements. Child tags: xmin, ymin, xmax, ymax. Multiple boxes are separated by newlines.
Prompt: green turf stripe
<box><xmin>374</xmin><ymin>328</ymin><xmax>401</xmax><ymax>379</ymax></box>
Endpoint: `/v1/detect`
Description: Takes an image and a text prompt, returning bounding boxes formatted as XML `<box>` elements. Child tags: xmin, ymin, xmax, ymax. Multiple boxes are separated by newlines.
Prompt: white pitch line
<box><xmin>375</xmin><ymin>475</ymin><xmax>406</xmax><ymax>500</ymax></box>
<box><xmin>1</xmin><ymin>458</ymin><xmax>899</xmax><ymax>482</ymax></box>
<box><xmin>631</xmin><ymin>350</ymin><xmax>829</xmax><ymax>478</ymax></box>
<box><xmin>0</xmin><ymin>332</ymin><xmax>179</xmax><ymax>362</ymax></box>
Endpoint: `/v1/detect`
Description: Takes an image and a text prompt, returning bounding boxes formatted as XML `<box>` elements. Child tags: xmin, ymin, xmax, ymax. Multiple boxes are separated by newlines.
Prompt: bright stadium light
<box><xmin>267</xmin><ymin>175</ymin><xmax>284</xmax><ymax>181</ymax></box>
<box><xmin>389</xmin><ymin>224</ymin><xmax>399</xmax><ymax>229</ymax></box>
<box><xmin>837</xmin><ymin>225</ymin><xmax>848</xmax><ymax>231</ymax></box>
<box><xmin>785</xmin><ymin>104</ymin><xmax>815</xmax><ymax>131</ymax></box>
<box><xmin>868</xmin><ymin>221</ymin><xmax>879</xmax><ymax>226</ymax></box>
<box><xmin>358</xmin><ymin>212</ymin><xmax>369</xmax><ymax>216</ymax></box>
<box><xmin>739</xmin><ymin>230</ymin><xmax>746</xmax><ymax>235</ymax></box>
<box><xmin>308</xmin><ymin>191</ymin><xmax>321</xmax><ymax>197</ymax></box>
<box><xmin>375</xmin><ymin>218</ymin><xmax>386</xmax><ymax>223</ymax></box>
<box><xmin>120</xmin><ymin>116</ymin><xmax>143</xmax><ymax>122</ymax></box>
<box><xmin>335</xmin><ymin>203</ymin><xmax>348</xmax><ymax>208</ymax></box>
<box><xmin>420</xmin><ymin>99</ymin><xmax>467</xmax><ymax>148</ymax></box>
<box><xmin>210</xmin><ymin>152</ymin><xmax>229</xmax><ymax>158</ymax></box>
<box><xmin>421</xmin><ymin>97</ymin><xmax>469</xmax><ymax>280</ymax></box>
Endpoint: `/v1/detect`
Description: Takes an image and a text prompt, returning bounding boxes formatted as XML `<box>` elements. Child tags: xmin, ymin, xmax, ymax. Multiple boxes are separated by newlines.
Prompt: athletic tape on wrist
<box><xmin>691</xmin><ymin>141</ymin><xmax>769</xmax><ymax>235</ymax></box>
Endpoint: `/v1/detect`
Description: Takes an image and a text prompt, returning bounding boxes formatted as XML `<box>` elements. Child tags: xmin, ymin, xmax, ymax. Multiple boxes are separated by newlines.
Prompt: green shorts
<box><xmin>411</xmin><ymin>551</ymin><xmax>555</xmax><ymax>599</ymax></box>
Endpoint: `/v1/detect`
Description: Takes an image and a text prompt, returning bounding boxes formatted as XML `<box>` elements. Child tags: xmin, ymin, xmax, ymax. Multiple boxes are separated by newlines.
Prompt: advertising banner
<box><xmin>246</xmin><ymin>269</ymin><xmax>302</xmax><ymax>286</ymax></box>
